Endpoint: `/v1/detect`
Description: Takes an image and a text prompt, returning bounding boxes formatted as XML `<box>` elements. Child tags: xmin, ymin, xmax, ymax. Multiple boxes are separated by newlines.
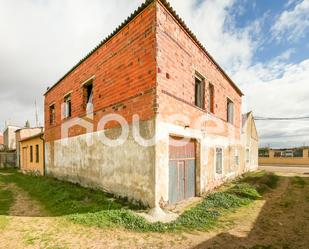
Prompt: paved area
<box><xmin>259</xmin><ymin>165</ymin><xmax>309</xmax><ymax>175</ymax></box>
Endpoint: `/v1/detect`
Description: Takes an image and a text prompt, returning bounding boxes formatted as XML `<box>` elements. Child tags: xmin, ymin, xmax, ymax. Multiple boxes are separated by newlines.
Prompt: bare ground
<box><xmin>0</xmin><ymin>173</ymin><xmax>308</xmax><ymax>249</ymax></box>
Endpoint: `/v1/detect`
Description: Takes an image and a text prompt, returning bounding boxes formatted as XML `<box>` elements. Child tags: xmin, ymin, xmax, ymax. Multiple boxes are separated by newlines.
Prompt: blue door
<box><xmin>169</xmin><ymin>137</ymin><xmax>196</xmax><ymax>204</ymax></box>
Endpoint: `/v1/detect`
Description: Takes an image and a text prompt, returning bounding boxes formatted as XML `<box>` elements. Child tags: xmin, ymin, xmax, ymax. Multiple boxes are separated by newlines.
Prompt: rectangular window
<box><xmin>235</xmin><ymin>149</ymin><xmax>239</xmax><ymax>166</ymax></box>
<box><xmin>216</xmin><ymin>148</ymin><xmax>223</xmax><ymax>174</ymax></box>
<box><xmin>49</xmin><ymin>104</ymin><xmax>55</xmax><ymax>125</ymax></box>
<box><xmin>208</xmin><ymin>83</ymin><xmax>214</xmax><ymax>113</ymax></box>
<box><xmin>35</xmin><ymin>144</ymin><xmax>39</xmax><ymax>163</ymax></box>
<box><xmin>246</xmin><ymin>148</ymin><xmax>250</xmax><ymax>163</ymax></box>
<box><xmin>64</xmin><ymin>94</ymin><xmax>72</xmax><ymax>118</ymax></box>
<box><xmin>30</xmin><ymin>145</ymin><xmax>33</xmax><ymax>163</ymax></box>
<box><xmin>227</xmin><ymin>98</ymin><xmax>234</xmax><ymax>124</ymax></box>
<box><xmin>84</xmin><ymin>83</ymin><xmax>93</xmax><ymax>114</ymax></box>
<box><xmin>195</xmin><ymin>76</ymin><xmax>204</xmax><ymax>109</ymax></box>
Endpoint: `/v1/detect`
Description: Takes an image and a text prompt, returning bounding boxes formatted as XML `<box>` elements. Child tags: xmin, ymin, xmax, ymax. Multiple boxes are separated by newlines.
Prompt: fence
<box><xmin>0</xmin><ymin>152</ymin><xmax>16</xmax><ymax>168</ymax></box>
<box><xmin>259</xmin><ymin>148</ymin><xmax>309</xmax><ymax>166</ymax></box>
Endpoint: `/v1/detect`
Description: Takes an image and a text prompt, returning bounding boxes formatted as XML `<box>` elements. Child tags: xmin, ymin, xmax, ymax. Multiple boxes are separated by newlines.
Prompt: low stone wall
<box><xmin>0</xmin><ymin>152</ymin><xmax>16</xmax><ymax>168</ymax></box>
<box><xmin>259</xmin><ymin>156</ymin><xmax>309</xmax><ymax>166</ymax></box>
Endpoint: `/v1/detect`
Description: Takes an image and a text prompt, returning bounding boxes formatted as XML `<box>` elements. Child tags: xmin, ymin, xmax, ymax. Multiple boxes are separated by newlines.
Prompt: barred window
<box><xmin>216</xmin><ymin>148</ymin><xmax>223</xmax><ymax>174</ymax></box>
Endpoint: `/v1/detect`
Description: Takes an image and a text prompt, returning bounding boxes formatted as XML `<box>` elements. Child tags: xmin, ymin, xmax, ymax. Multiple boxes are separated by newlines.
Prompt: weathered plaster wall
<box><xmin>45</xmin><ymin>119</ymin><xmax>156</xmax><ymax>207</ymax></box>
<box><xmin>154</xmin><ymin>116</ymin><xmax>246</xmax><ymax>206</ymax></box>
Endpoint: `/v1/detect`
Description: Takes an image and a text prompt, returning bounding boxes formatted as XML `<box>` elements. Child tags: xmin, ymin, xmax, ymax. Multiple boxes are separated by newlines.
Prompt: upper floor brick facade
<box><xmin>44</xmin><ymin>0</ymin><xmax>243</xmax><ymax>142</ymax></box>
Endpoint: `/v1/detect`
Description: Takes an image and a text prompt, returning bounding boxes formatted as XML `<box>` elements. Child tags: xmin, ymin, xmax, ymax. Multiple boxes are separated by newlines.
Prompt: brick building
<box><xmin>44</xmin><ymin>0</ymin><xmax>258</xmax><ymax>208</ymax></box>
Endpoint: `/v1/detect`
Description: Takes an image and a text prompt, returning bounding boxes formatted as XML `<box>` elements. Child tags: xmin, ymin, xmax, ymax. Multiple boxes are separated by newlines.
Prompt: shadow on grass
<box><xmin>0</xmin><ymin>169</ymin><xmax>143</xmax><ymax>218</ymax></box>
<box><xmin>193</xmin><ymin>175</ymin><xmax>309</xmax><ymax>249</ymax></box>
<box><xmin>2</xmin><ymin>168</ymin><xmax>304</xmax><ymax>239</ymax></box>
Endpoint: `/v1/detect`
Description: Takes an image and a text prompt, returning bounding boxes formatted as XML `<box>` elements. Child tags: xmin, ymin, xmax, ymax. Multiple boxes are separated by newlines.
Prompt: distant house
<box><xmin>20</xmin><ymin>133</ymin><xmax>45</xmax><ymax>175</ymax></box>
<box><xmin>3</xmin><ymin>125</ymin><xmax>21</xmax><ymax>151</ymax></box>
<box><xmin>15</xmin><ymin>127</ymin><xmax>44</xmax><ymax>168</ymax></box>
<box><xmin>0</xmin><ymin>132</ymin><xmax>4</xmax><ymax>151</ymax></box>
<box><xmin>44</xmin><ymin>0</ymin><xmax>259</xmax><ymax>208</ymax></box>
<box><xmin>241</xmin><ymin>112</ymin><xmax>259</xmax><ymax>170</ymax></box>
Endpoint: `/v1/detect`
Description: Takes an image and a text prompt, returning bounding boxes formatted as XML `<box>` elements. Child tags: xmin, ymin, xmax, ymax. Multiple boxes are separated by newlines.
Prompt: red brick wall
<box><xmin>44</xmin><ymin>0</ymin><xmax>243</xmax><ymax>142</ymax></box>
<box><xmin>156</xmin><ymin>2</ymin><xmax>242</xmax><ymax>138</ymax></box>
<box><xmin>0</xmin><ymin>134</ymin><xmax>3</xmax><ymax>145</ymax></box>
<box><xmin>44</xmin><ymin>3</ymin><xmax>157</xmax><ymax>142</ymax></box>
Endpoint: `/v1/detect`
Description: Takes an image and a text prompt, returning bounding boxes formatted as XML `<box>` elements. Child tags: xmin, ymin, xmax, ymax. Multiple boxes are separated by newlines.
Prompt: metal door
<box><xmin>169</xmin><ymin>137</ymin><xmax>196</xmax><ymax>204</ymax></box>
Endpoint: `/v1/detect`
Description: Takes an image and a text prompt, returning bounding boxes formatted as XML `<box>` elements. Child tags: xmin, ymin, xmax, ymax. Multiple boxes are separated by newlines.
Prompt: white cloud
<box><xmin>235</xmin><ymin>57</ymin><xmax>309</xmax><ymax>148</ymax></box>
<box><xmin>272</xmin><ymin>0</ymin><xmax>309</xmax><ymax>42</ymax></box>
<box><xmin>169</xmin><ymin>0</ymin><xmax>259</xmax><ymax>73</ymax></box>
<box><xmin>0</xmin><ymin>0</ymin><xmax>308</xmax><ymax>148</ymax></box>
<box><xmin>0</xmin><ymin>0</ymin><xmax>142</xmax><ymax>129</ymax></box>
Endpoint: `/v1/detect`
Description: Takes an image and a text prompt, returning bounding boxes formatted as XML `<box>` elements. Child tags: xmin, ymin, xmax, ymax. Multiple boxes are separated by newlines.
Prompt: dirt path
<box><xmin>7</xmin><ymin>183</ymin><xmax>46</xmax><ymax>217</ymax></box>
<box><xmin>193</xmin><ymin>175</ymin><xmax>309</xmax><ymax>249</ymax></box>
<box><xmin>0</xmin><ymin>175</ymin><xmax>308</xmax><ymax>249</ymax></box>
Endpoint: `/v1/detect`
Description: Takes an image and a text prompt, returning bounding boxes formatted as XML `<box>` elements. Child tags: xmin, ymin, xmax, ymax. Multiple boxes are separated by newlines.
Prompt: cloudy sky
<box><xmin>0</xmin><ymin>0</ymin><xmax>308</xmax><ymax>148</ymax></box>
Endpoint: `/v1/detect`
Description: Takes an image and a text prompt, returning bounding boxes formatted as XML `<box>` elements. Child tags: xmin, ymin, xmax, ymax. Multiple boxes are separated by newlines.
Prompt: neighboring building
<box><xmin>44</xmin><ymin>0</ymin><xmax>258</xmax><ymax>208</ymax></box>
<box><xmin>0</xmin><ymin>132</ymin><xmax>4</xmax><ymax>151</ymax></box>
<box><xmin>241</xmin><ymin>112</ymin><xmax>259</xmax><ymax>170</ymax></box>
<box><xmin>259</xmin><ymin>147</ymin><xmax>309</xmax><ymax>166</ymax></box>
<box><xmin>3</xmin><ymin>125</ymin><xmax>21</xmax><ymax>151</ymax></box>
<box><xmin>15</xmin><ymin>127</ymin><xmax>44</xmax><ymax>168</ymax></box>
<box><xmin>20</xmin><ymin>133</ymin><xmax>45</xmax><ymax>175</ymax></box>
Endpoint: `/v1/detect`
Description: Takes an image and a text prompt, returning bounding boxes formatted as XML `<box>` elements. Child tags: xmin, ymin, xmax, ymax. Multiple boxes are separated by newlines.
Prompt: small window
<box><xmin>208</xmin><ymin>83</ymin><xmax>214</xmax><ymax>113</ymax></box>
<box><xmin>36</xmin><ymin>144</ymin><xmax>39</xmax><ymax>163</ymax></box>
<box><xmin>64</xmin><ymin>94</ymin><xmax>72</xmax><ymax>118</ymax></box>
<box><xmin>49</xmin><ymin>104</ymin><xmax>56</xmax><ymax>125</ymax></box>
<box><xmin>227</xmin><ymin>98</ymin><xmax>234</xmax><ymax>124</ymax></box>
<box><xmin>30</xmin><ymin>145</ymin><xmax>33</xmax><ymax>163</ymax></box>
<box><xmin>216</xmin><ymin>148</ymin><xmax>223</xmax><ymax>174</ymax></box>
<box><xmin>84</xmin><ymin>83</ymin><xmax>93</xmax><ymax>114</ymax></box>
<box><xmin>235</xmin><ymin>149</ymin><xmax>239</xmax><ymax>166</ymax></box>
<box><xmin>195</xmin><ymin>76</ymin><xmax>204</xmax><ymax>109</ymax></box>
<box><xmin>246</xmin><ymin>148</ymin><xmax>250</xmax><ymax>163</ymax></box>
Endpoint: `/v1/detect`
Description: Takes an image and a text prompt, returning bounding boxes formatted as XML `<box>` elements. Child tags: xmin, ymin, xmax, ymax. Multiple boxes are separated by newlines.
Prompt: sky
<box><xmin>0</xmin><ymin>0</ymin><xmax>308</xmax><ymax>148</ymax></box>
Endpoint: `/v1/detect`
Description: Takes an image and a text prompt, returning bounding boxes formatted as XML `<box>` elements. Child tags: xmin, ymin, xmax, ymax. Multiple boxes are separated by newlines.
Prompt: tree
<box><xmin>25</xmin><ymin>120</ymin><xmax>30</xmax><ymax>128</ymax></box>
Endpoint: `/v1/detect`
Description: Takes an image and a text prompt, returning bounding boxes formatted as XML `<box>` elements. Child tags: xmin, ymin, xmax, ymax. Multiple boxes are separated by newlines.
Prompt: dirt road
<box><xmin>0</xmin><ymin>172</ymin><xmax>308</xmax><ymax>249</ymax></box>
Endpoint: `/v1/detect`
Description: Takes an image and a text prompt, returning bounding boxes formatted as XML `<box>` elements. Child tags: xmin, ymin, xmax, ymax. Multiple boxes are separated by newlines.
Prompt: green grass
<box><xmin>0</xmin><ymin>188</ymin><xmax>14</xmax><ymax>215</ymax></box>
<box><xmin>291</xmin><ymin>176</ymin><xmax>306</xmax><ymax>188</ymax></box>
<box><xmin>0</xmin><ymin>178</ymin><xmax>14</xmax><ymax>230</ymax></box>
<box><xmin>0</xmin><ymin>169</ymin><xmax>277</xmax><ymax>232</ymax></box>
<box><xmin>240</xmin><ymin>171</ymin><xmax>279</xmax><ymax>194</ymax></box>
<box><xmin>0</xmin><ymin>169</ymin><xmax>142</xmax><ymax>217</ymax></box>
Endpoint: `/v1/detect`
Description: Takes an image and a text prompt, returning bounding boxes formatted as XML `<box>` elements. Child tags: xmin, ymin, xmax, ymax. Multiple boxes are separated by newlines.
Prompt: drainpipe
<box><xmin>39</xmin><ymin>133</ymin><xmax>45</xmax><ymax>176</ymax></box>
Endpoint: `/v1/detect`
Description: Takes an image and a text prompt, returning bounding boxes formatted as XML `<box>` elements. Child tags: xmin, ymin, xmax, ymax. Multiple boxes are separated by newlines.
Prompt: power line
<box><xmin>254</xmin><ymin>116</ymin><xmax>309</xmax><ymax>121</ymax></box>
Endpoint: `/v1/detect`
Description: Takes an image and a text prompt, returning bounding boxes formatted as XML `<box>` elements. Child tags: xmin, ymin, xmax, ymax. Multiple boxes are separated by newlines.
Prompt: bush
<box><xmin>228</xmin><ymin>183</ymin><xmax>261</xmax><ymax>200</ymax></box>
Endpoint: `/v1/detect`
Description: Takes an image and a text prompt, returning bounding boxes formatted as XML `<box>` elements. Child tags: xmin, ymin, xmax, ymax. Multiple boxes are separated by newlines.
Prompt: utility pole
<box><xmin>35</xmin><ymin>100</ymin><xmax>39</xmax><ymax>127</ymax></box>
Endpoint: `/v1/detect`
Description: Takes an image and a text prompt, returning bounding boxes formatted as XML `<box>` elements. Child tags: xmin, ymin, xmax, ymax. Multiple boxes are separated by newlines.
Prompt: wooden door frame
<box><xmin>168</xmin><ymin>136</ymin><xmax>198</xmax><ymax>203</ymax></box>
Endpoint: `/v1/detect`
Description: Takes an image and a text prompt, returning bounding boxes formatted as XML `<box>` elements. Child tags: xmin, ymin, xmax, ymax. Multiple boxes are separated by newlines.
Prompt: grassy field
<box><xmin>0</xmin><ymin>169</ymin><xmax>279</xmax><ymax>232</ymax></box>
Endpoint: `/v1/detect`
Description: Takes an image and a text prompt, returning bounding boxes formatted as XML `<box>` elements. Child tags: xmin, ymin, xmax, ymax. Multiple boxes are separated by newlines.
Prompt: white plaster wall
<box><xmin>155</xmin><ymin>117</ymin><xmax>247</xmax><ymax>206</ymax></box>
<box><xmin>45</xmin><ymin>119</ymin><xmax>156</xmax><ymax>207</ymax></box>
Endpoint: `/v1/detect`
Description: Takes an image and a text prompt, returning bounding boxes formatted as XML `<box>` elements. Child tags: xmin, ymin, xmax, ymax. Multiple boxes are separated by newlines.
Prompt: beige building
<box><xmin>16</xmin><ymin>127</ymin><xmax>44</xmax><ymax>168</ymax></box>
<box><xmin>20</xmin><ymin>133</ymin><xmax>45</xmax><ymax>175</ymax></box>
<box><xmin>241</xmin><ymin>112</ymin><xmax>259</xmax><ymax>171</ymax></box>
